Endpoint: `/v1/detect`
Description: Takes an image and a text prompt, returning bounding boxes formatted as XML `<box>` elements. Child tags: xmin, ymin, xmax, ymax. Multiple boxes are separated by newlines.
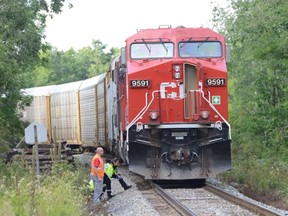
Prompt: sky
<box><xmin>45</xmin><ymin>0</ymin><xmax>228</xmax><ymax>51</ymax></box>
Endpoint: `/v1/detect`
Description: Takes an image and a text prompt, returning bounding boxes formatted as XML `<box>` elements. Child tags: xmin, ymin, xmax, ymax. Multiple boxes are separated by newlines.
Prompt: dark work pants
<box><xmin>111</xmin><ymin>173</ymin><xmax>128</xmax><ymax>188</ymax></box>
<box><xmin>103</xmin><ymin>173</ymin><xmax>112</xmax><ymax>195</ymax></box>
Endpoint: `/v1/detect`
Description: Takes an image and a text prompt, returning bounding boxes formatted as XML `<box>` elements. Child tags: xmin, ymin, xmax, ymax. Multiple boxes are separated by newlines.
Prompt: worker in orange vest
<box><xmin>90</xmin><ymin>147</ymin><xmax>105</xmax><ymax>204</ymax></box>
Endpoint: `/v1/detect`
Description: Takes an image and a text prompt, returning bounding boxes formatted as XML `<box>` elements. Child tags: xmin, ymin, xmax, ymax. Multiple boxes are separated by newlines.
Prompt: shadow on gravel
<box><xmin>153</xmin><ymin>179</ymin><xmax>206</xmax><ymax>189</ymax></box>
<box><xmin>135</xmin><ymin>180</ymin><xmax>152</xmax><ymax>191</ymax></box>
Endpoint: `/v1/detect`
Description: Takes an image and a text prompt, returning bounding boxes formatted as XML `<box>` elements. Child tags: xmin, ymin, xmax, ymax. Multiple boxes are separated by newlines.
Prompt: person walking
<box><xmin>106</xmin><ymin>158</ymin><xmax>132</xmax><ymax>190</ymax></box>
<box><xmin>90</xmin><ymin>147</ymin><xmax>105</xmax><ymax>204</ymax></box>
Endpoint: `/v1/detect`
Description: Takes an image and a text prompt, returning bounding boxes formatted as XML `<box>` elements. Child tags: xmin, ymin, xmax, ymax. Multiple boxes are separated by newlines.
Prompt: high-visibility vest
<box><xmin>90</xmin><ymin>154</ymin><xmax>104</xmax><ymax>177</ymax></box>
<box><xmin>105</xmin><ymin>163</ymin><xmax>114</xmax><ymax>178</ymax></box>
<box><xmin>105</xmin><ymin>163</ymin><xmax>119</xmax><ymax>178</ymax></box>
<box><xmin>88</xmin><ymin>179</ymin><xmax>94</xmax><ymax>191</ymax></box>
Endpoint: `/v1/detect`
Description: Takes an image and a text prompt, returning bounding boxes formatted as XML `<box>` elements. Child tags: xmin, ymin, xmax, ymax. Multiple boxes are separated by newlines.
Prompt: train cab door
<box><xmin>184</xmin><ymin>64</ymin><xmax>198</xmax><ymax>120</ymax></box>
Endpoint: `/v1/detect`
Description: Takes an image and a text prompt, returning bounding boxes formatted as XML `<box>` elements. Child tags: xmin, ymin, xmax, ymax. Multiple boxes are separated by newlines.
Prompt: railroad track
<box><xmin>204</xmin><ymin>182</ymin><xmax>283</xmax><ymax>216</ymax></box>
<box><xmin>138</xmin><ymin>180</ymin><xmax>196</xmax><ymax>216</ymax></box>
<box><xmin>153</xmin><ymin>182</ymin><xmax>255</xmax><ymax>216</ymax></box>
<box><xmin>151</xmin><ymin>180</ymin><xmax>284</xmax><ymax>216</ymax></box>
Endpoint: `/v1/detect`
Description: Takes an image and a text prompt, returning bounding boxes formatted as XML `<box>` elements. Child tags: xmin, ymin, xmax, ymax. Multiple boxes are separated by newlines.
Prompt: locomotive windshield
<box><xmin>130</xmin><ymin>42</ymin><xmax>174</xmax><ymax>59</ymax></box>
<box><xmin>179</xmin><ymin>41</ymin><xmax>222</xmax><ymax>58</ymax></box>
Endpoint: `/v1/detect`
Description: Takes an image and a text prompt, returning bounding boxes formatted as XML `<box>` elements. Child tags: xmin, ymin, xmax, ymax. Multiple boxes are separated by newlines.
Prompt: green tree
<box><xmin>213</xmin><ymin>0</ymin><xmax>288</xmax><ymax>156</ymax></box>
<box><xmin>84</xmin><ymin>40</ymin><xmax>119</xmax><ymax>77</ymax></box>
<box><xmin>0</xmin><ymin>0</ymin><xmax>70</xmax><ymax>149</ymax></box>
<box><xmin>213</xmin><ymin>0</ymin><xmax>288</xmax><ymax>203</ymax></box>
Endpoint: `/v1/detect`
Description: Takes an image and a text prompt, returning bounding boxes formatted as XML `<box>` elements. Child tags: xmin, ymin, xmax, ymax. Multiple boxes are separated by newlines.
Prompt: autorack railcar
<box><xmin>22</xmin><ymin>73</ymin><xmax>115</xmax><ymax>151</ymax></box>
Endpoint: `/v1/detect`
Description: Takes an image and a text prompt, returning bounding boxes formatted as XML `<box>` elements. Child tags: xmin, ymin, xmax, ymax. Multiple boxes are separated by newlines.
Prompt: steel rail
<box><xmin>151</xmin><ymin>182</ymin><xmax>197</xmax><ymax>216</ymax></box>
<box><xmin>205</xmin><ymin>182</ymin><xmax>283</xmax><ymax>216</ymax></box>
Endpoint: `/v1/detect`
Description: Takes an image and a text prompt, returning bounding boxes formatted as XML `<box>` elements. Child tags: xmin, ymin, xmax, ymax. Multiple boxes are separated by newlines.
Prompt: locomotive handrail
<box><xmin>126</xmin><ymin>90</ymin><xmax>165</xmax><ymax>142</ymax></box>
<box><xmin>126</xmin><ymin>92</ymin><xmax>149</xmax><ymax>132</ymax></box>
<box><xmin>189</xmin><ymin>89</ymin><xmax>231</xmax><ymax>139</ymax></box>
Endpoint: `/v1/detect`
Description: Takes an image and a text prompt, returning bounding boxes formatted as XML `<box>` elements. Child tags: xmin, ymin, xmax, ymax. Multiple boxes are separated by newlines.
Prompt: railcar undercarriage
<box><xmin>127</xmin><ymin>123</ymin><xmax>231</xmax><ymax>180</ymax></box>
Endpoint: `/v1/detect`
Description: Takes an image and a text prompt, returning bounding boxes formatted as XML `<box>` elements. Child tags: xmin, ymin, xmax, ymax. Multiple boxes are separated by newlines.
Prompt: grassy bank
<box><xmin>218</xmin><ymin>156</ymin><xmax>288</xmax><ymax>210</ymax></box>
<box><xmin>0</xmin><ymin>158</ymin><xmax>90</xmax><ymax>216</ymax></box>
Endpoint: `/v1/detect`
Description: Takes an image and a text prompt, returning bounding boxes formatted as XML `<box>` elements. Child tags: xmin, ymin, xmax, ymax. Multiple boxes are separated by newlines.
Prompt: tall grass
<box><xmin>0</xmin><ymin>158</ymin><xmax>90</xmax><ymax>216</ymax></box>
<box><xmin>219</xmin><ymin>157</ymin><xmax>288</xmax><ymax>206</ymax></box>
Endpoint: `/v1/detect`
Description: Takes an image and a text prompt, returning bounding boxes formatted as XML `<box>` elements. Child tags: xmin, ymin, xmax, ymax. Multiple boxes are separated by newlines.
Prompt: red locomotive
<box><xmin>110</xmin><ymin>26</ymin><xmax>231</xmax><ymax>179</ymax></box>
<box><xmin>22</xmin><ymin>26</ymin><xmax>231</xmax><ymax>180</ymax></box>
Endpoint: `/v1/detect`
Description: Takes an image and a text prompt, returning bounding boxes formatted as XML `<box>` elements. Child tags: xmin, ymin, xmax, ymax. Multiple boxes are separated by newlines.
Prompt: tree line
<box><xmin>23</xmin><ymin>41</ymin><xmax>119</xmax><ymax>87</ymax></box>
<box><xmin>213</xmin><ymin>0</ymin><xmax>288</xmax><ymax>206</ymax></box>
<box><xmin>0</xmin><ymin>0</ymin><xmax>118</xmax><ymax>152</ymax></box>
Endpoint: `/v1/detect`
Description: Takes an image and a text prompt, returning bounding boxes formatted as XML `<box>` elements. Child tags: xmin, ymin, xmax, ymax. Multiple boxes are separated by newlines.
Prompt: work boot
<box><xmin>124</xmin><ymin>185</ymin><xmax>132</xmax><ymax>190</ymax></box>
<box><xmin>119</xmin><ymin>178</ymin><xmax>131</xmax><ymax>189</ymax></box>
<box><xmin>107</xmin><ymin>193</ymin><xmax>114</xmax><ymax>199</ymax></box>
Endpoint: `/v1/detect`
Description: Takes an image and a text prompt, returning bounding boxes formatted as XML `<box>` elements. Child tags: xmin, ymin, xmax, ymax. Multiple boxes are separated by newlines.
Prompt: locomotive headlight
<box><xmin>201</xmin><ymin>111</ymin><xmax>209</xmax><ymax>119</ymax></box>
<box><xmin>174</xmin><ymin>72</ymin><xmax>181</xmax><ymax>79</ymax></box>
<box><xmin>149</xmin><ymin>112</ymin><xmax>158</xmax><ymax>120</ymax></box>
<box><xmin>174</xmin><ymin>65</ymin><xmax>181</xmax><ymax>72</ymax></box>
<box><xmin>173</xmin><ymin>64</ymin><xmax>182</xmax><ymax>79</ymax></box>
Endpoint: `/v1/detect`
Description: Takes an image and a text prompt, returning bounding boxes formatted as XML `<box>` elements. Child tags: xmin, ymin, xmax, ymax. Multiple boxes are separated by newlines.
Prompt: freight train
<box><xmin>21</xmin><ymin>26</ymin><xmax>231</xmax><ymax>180</ymax></box>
